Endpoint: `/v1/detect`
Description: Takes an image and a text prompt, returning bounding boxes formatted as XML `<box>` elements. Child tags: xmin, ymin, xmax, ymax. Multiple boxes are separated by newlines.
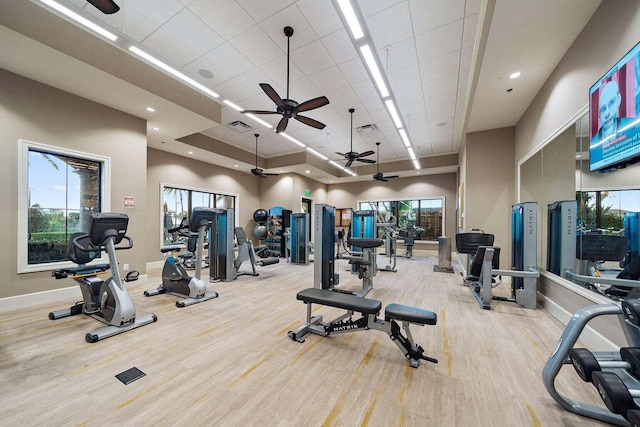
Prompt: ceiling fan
<box><xmin>336</xmin><ymin>108</ymin><xmax>376</xmax><ymax>168</ymax></box>
<box><xmin>242</xmin><ymin>26</ymin><xmax>329</xmax><ymax>133</ymax></box>
<box><xmin>86</xmin><ymin>0</ymin><xmax>120</xmax><ymax>14</ymax></box>
<box><xmin>372</xmin><ymin>142</ymin><xmax>399</xmax><ymax>182</ymax></box>
<box><xmin>251</xmin><ymin>134</ymin><xmax>278</xmax><ymax>178</ymax></box>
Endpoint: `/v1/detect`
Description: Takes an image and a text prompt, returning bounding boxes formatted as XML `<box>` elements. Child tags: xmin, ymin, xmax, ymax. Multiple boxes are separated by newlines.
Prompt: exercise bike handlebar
<box><xmin>73</xmin><ymin>234</ymin><xmax>133</xmax><ymax>253</ymax></box>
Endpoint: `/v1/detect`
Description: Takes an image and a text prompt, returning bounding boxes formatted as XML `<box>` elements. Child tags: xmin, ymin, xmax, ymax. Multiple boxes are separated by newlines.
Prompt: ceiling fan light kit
<box><xmin>242</xmin><ymin>26</ymin><xmax>329</xmax><ymax>134</ymax></box>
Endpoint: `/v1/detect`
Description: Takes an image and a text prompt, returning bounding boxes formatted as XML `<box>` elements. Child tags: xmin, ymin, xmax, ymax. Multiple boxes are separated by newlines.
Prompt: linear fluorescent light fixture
<box><xmin>360</xmin><ymin>45</ymin><xmax>389</xmax><ymax>98</ymax></box>
<box><xmin>245</xmin><ymin>114</ymin><xmax>273</xmax><ymax>129</ymax></box>
<box><xmin>407</xmin><ymin>147</ymin><xmax>417</xmax><ymax>161</ymax></box>
<box><xmin>38</xmin><ymin>0</ymin><xmax>118</xmax><ymax>41</ymax></box>
<box><xmin>399</xmin><ymin>129</ymin><xmax>411</xmax><ymax>148</ymax></box>
<box><xmin>412</xmin><ymin>160</ymin><xmax>421</xmax><ymax>170</ymax></box>
<box><xmin>128</xmin><ymin>46</ymin><xmax>219</xmax><ymax>99</ymax></box>
<box><xmin>306</xmin><ymin>147</ymin><xmax>328</xmax><ymax>161</ymax></box>
<box><xmin>385</xmin><ymin>100</ymin><xmax>402</xmax><ymax>128</ymax></box>
<box><xmin>344</xmin><ymin>168</ymin><xmax>357</xmax><ymax>176</ymax></box>
<box><xmin>223</xmin><ymin>99</ymin><xmax>244</xmax><ymax>112</ymax></box>
<box><xmin>281</xmin><ymin>133</ymin><xmax>306</xmax><ymax>148</ymax></box>
<box><xmin>336</xmin><ymin>0</ymin><xmax>364</xmax><ymax>40</ymax></box>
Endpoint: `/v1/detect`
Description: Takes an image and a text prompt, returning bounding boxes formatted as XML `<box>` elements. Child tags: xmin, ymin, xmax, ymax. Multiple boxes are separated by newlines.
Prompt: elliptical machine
<box><xmin>49</xmin><ymin>212</ymin><xmax>158</xmax><ymax>343</ymax></box>
<box><xmin>145</xmin><ymin>207</ymin><xmax>219</xmax><ymax>307</ymax></box>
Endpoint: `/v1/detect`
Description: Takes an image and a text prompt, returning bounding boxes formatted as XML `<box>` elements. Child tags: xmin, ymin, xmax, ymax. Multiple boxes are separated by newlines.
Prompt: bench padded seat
<box><xmin>347</xmin><ymin>238</ymin><xmax>384</xmax><ymax>249</ymax></box>
<box><xmin>385</xmin><ymin>303</ymin><xmax>437</xmax><ymax>325</ymax></box>
<box><xmin>296</xmin><ymin>288</ymin><xmax>381</xmax><ymax>315</ymax></box>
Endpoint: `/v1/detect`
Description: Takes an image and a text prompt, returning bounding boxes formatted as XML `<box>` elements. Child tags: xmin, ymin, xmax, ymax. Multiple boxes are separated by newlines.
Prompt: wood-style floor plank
<box><xmin>0</xmin><ymin>252</ymin><xmax>612</xmax><ymax>426</ymax></box>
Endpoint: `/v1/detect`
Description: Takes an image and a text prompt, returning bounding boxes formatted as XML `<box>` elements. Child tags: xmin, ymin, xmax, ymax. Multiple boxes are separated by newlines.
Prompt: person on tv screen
<box><xmin>592</xmin><ymin>79</ymin><xmax>634</xmax><ymax>144</ymax></box>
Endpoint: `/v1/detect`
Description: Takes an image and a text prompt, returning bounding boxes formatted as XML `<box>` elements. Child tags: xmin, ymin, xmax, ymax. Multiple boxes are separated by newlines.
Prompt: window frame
<box><xmin>159</xmin><ymin>182</ymin><xmax>239</xmax><ymax>248</ymax></box>
<box><xmin>17</xmin><ymin>139</ymin><xmax>111</xmax><ymax>273</ymax></box>
<box><xmin>357</xmin><ymin>196</ymin><xmax>445</xmax><ymax>241</ymax></box>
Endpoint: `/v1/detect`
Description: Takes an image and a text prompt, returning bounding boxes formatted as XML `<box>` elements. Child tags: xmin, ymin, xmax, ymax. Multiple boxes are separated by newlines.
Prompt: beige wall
<box><xmin>463</xmin><ymin>127</ymin><xmax>515</xmax><ymax>268</ymax></box>
<box><xmin>326</xmin><ymin>173</ymin><xmax>458</xmax><ymax>239</ymax></box>
<box><xmin>0</xmin><ymin>69</ymin><xmax>147</xmax><ymax>299</ymax></box>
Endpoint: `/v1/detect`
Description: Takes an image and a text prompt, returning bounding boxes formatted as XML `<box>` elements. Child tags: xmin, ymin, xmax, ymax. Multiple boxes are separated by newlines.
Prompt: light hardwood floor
<box><xmin>0</xmin><ymin>252</ymin><xmax>612</xmax><ymax>426</ymax></box>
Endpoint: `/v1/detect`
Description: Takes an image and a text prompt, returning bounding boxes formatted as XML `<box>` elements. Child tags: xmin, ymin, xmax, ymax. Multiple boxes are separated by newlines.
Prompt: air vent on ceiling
<box><xmin>356</xmin><ymin>124</ymin><xmax>378</xmax><ymax>134</ymax></box>
<box><xmin>226</xmin><ymin>120</ymin><xmax>254</xmax><ymax>133</ymax></box>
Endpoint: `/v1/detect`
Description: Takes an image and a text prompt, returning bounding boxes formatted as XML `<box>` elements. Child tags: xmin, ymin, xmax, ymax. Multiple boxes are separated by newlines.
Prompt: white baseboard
<box><xmin>540</xmin><ymin>294</ymin><xmax>618</xmax><ymax>351</ymax></box>
<box><xmin>0</xmin><ymin>275</ymin><xmax>148</xmax><ymax>313</ymax></box>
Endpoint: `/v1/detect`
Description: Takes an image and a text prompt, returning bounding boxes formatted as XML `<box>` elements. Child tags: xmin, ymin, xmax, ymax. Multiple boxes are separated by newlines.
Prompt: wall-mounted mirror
<box><xmin>521</xmin><ymin>109</ymin><xmax>640</xmax><ymax>301</ymax></box>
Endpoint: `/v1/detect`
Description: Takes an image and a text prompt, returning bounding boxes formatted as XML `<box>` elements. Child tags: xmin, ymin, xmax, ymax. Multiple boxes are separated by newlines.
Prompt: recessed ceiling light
<box><xmin>152</xmin><ymin>127</ymin><xmax>159</xmax><ymax>131</ymax></box>
<box><xmin>234</xmin><ymin>164</ymin><xmax>239</xmax><ymax>168</ymax></box>
<box><xmin>305</xmin><ymin>170</ymin><xmax>310</xmax><ymax>174</ymax></box>
<box><xmin>187</xmin><ymin>151</ymin><xmax>193</xmax><ymax>155</ymax></box>
<box><xmin>146</xmin><ymin>107</ymin><xmax>155</xmax><ymax>112</ymax></box>
<box><xmin>509</xmin><ymin>71</ymin><xmax>521</xmax><ymax>79</ymax></box>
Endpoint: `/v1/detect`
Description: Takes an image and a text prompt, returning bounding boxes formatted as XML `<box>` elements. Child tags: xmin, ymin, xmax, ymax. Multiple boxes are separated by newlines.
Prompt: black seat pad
<box><xmin>296</xmin><ymin>288</ymin><xmax>381</xmax><ymax>315</ymax></box>
<box><xmin>385</xmin><ymin>303</ymin><xmax>437</xmax><ymax>325</ymax></box>
<box><xmin>348</xmin><ymin>238</ymin><xmax>384</xmax><ymax>248</ymax></box>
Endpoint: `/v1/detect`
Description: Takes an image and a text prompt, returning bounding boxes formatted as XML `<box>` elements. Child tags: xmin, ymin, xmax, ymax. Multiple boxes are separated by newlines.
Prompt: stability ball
<box><xmin>253</xmin><ymin>209</ymin><xmax>268</xmax><ymax>224</ymax></box>
<box><xmin>253</xmin><ymin>225</ymin><xmax>268</xmax><ymax>240</ymax></box>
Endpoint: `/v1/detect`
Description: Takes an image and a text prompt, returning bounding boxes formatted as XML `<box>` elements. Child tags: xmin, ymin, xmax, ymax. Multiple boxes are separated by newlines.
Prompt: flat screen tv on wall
<box><xmin>589</xmin><ymin>40</ymin><xmax>640</xmax><ymax>173</ymax></box>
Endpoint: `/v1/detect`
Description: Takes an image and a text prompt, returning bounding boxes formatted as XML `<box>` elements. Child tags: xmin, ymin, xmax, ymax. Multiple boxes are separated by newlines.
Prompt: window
<box><xmin>161</xmin><ymin>184</ymin><xmax>237</xmax><ymax>245</ymax></box>
<box><xmin>18</xmin><ymin>140</ymin><xmax>110</xmax><ymax>273</ymax></box>
<box><xmin>577</xmin><ymin>189</ymin><xmax>640</xmax><ymax>232</ymax></box>
<box><xmin>359</xmin><ymin>198</ymin><xmax>444</xmax><ymax>240</ymax></box>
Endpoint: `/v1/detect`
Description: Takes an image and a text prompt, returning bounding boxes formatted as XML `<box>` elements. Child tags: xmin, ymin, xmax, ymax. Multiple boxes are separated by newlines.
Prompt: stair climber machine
<box><xmin>49</xmin><ymin>212</ymin><xmax>157</xmax><ymax>342</ymax></box>
<box><xmin>144</xmin><ymin>207</ymin><xmax>219</xmax><ymax>307</ymax></box>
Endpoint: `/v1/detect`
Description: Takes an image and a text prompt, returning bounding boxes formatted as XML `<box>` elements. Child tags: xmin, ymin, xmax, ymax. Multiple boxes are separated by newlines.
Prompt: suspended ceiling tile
<box><xmin>162</xmin><ymin>9</ymin><xmax>224</xmax><ymax>55</ymax></box>
<box><xmin>86</xmin><ymin>2</ymin><xmax>156</xmax><ymax>42</ymax></box>
<box><xmin>423</xmin><ymin>74</ymin><xmax>459</xmax><ymax>100</ymax></box>
<box><xmin>260</xmin><ymin>54</ymin><xmax>305</xmax><ymax>88</ymax></box>
<box><xmin>183</xmin><ymin>56</ymin><xmax>232</xmax><ymax>87</ymax></box>
<box><xmin>308</xmin><ymin>66</ymin><xmax>349</xmax><ymax>94</ymax></box>
<box><xmin>290</xmin><ymin>39</ymin><xmax>334</xmax><ymax>76</ymax></box>
<box><xmin>324</xmin><ymin>84</ymin><xmax>359</xmax><ymax>108</ymax></box>
<box><xmin>260</xmin><ymin>4</ymin><xmax>317</xmax><ymax>51</ymax></box>
<box><xmin>388</xmin><ymin>65</ymin><xmax>421</xmax><ymax>91</ymax></box>
<box><xmin>418</xmin><ymin>51</ymin><xmax>460</xmax><ymax>83</ymax></box>
<box><xmin>409</xmin><ymin>0</ymin><xmax>465</xmax><ymax>35</ymax></box>
<box><xmin>141</xmin><ymin>27</ymin><xmax>200</xmax><ymax>67</ymax></box>
<box><xmin>202</xmin><ymin>43</ymin><xmax>254</xmax><ymax>78</ymax></box>
<box><xmin>339</xmin><ymin>58</ymin><xmax>371</xmax><ymax>85</ymax></box>
<box><xmin>366</xmin><ymin>1</ymin><xmax>413</xmax><ymax>49</ymax></box>
<box><xmin>228</xmin><ymin>25</ymin><xmax>283</xmax><ymax>66</ymax></box>
<box><xmin>377</xmin><ymin>37</ymin><xmax>418</xmax><ymax>73</ymax></box>
<box><xmin>189</xmin><ymin>0</ymin><xmax>256</xmax><ymax>40</ymax></box>
<box><xmin>296</xmin><ymin>0</ymin><xmax>344</xmax><ymax>38</ymax></box>
<box><xmin>462</xmin><ymin>13</ymin><xmax>478</xmax><ymax>49</ymax></box>
<box><xmin>358</xmin><ymin>0</ymin><xmax>404</xmax><ymax>18</ymax></box>
<box><xmin>127</xmin><ymin>0</ymin><xmax>185</xmax><ymax>27</ymax></box>
<box><xmin>322</xmin><ymin>29</ymin><xmax>358</xmax><ymax>65</ymax></box>
<box><xmin>237</xmin><ymin>0</ymin><xmax>295</xmax><ymax>23</ymax></box>
<box><xmin>414</xmin><ymin>20</ymin><xmax>463</xmax><ymax>62</ymax></box>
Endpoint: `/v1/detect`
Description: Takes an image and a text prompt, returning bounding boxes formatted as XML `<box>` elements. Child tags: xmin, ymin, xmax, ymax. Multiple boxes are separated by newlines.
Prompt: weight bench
<box><xmin>288</xmin><ymin>288</ymin><xmax>438</xmax><ymax>368</ymax></box>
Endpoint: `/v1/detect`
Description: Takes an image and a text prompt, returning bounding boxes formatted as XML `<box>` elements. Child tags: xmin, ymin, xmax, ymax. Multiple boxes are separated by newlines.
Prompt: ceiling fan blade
<box><xmin>242</xmin><ymin>110</ymin><xmax>279</xmax><ymax>115</ymax></box>
<box><xmin>356</xmin><ymin>150</ymin><xmax>375</xmax><ymax>158</ymax></box>
<box><xmin>294</xmin><ymin>115</ymin><xmax>326</xmax><ymax>129</ymax></box>
<box><xmin>381</xmin><ymin>177</ymin><xmax>389</xmax><ymax>182</ymax></box>
<box><xmin>386</xmin><ymin>175</ymin><xmax>400</xmax><ymax>179</ymax></box>
<box><xmin>297</xmin><ymin>96</ymin><xmax>330</xmax><ymax>112</ymax></box>
<box><xmin>276</xmin><ymin>117</ymin><xmax>289</xmax><ymax>133</ymax></box>
<box><xmin>87</xmin><ymin>0</ymin><xmax>120</xmax><ymax>14</ymax></box>
<box><xmin>357</xmin><ymin>158</ymin><xmax>376</xmax><ymax>164</ymax></box>
<box><xmin>335</xmin><ymin>152</ymin><xmax>346</xmax><ymax>157</ymax></box>
<box><xmin>264</xmin><ymin>173</ymin><xmax>280</xmax><ymax>176</ymax></box>
<box><xmin>345</xmin><ymin>158</ymin><xmax>354</xmax><ymax>168</ymax></box>
<box><xmin>259</xmin><ymin>83</ymin><xmax>285</xmax><ymax>107</ymax></box>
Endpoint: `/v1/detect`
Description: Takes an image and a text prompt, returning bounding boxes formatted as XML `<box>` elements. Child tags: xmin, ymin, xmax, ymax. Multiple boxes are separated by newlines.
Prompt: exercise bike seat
<box><xmin>52</xmin><ymin>264</ymin><xmax>110</xmax><ymax>280</ymax></box>
<box><xmin>161</xmin><ymin>243</ymin><xmax>187</xmax><ymax>253</ymax></box>
<box><xmin>347</xmin><ymin>238</ymin><xmax>384</xmax><ymax>249</ymax></box>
